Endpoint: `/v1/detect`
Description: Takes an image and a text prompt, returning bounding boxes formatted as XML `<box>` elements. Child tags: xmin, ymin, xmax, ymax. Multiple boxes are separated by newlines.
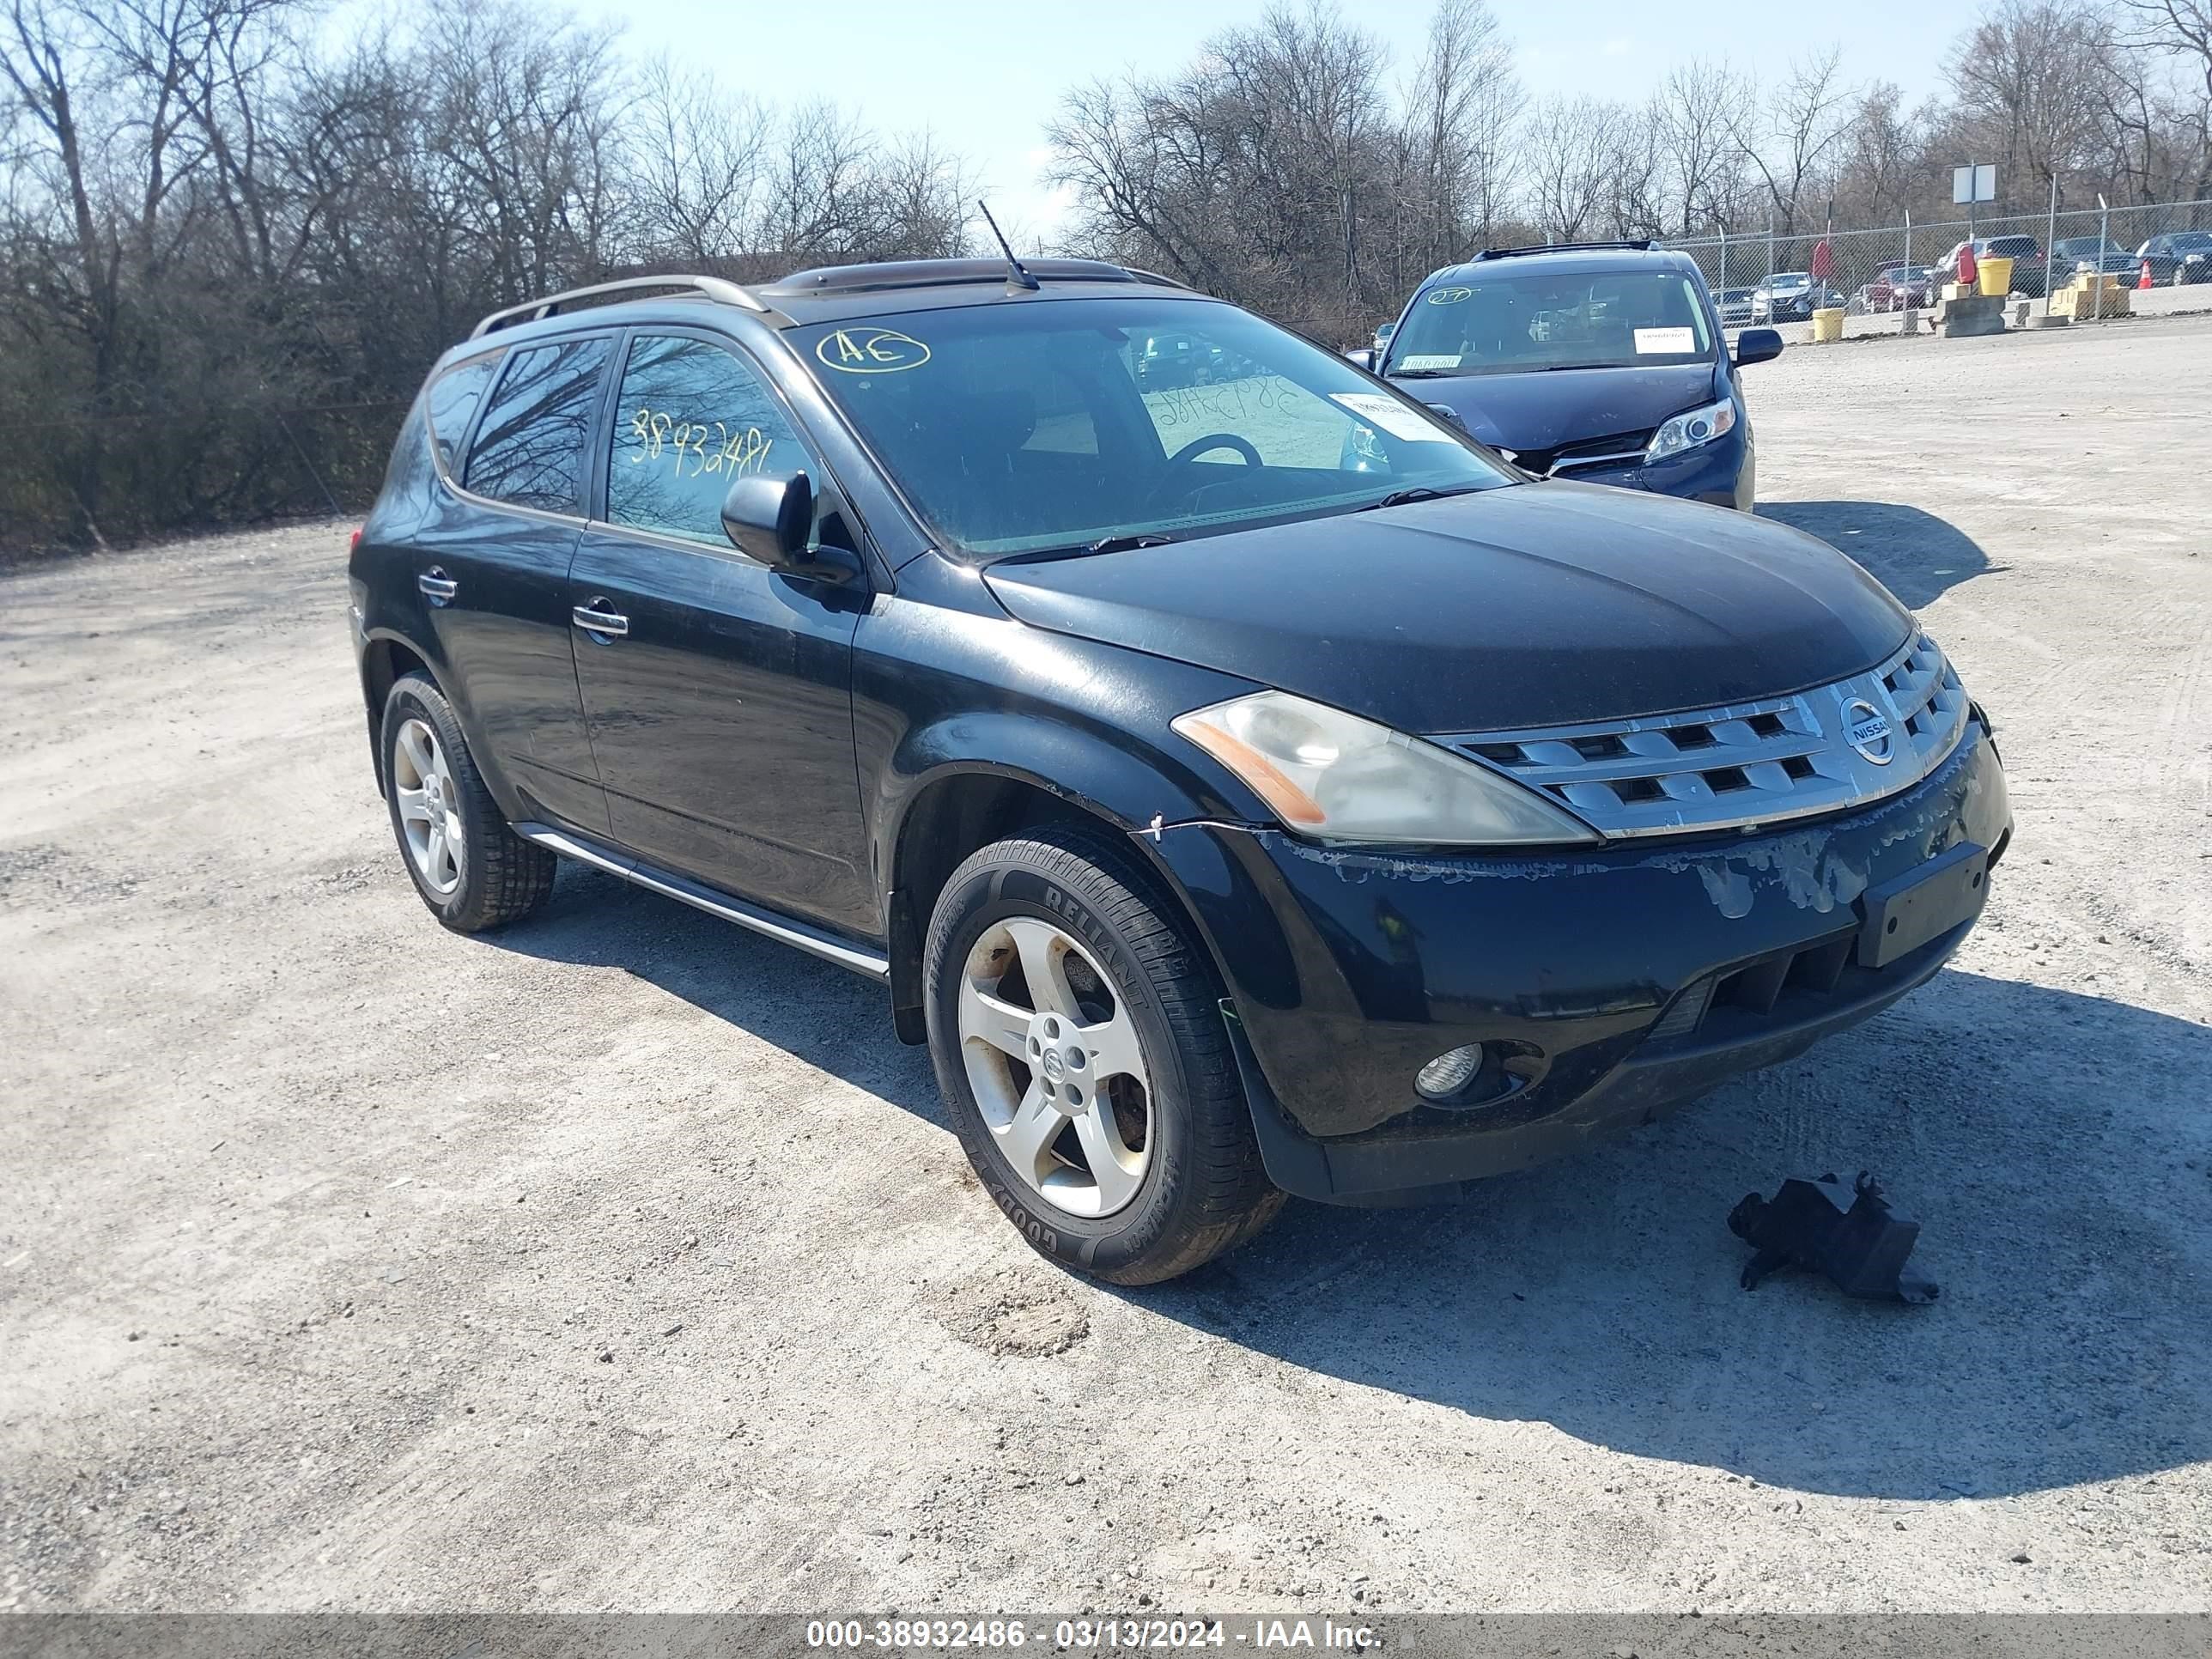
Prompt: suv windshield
<box><xmin>1383</xmin><ymin>269</ymin><xmax>1714</xmax><ymax>378</ymax></box>
<box><xmin>791</xmin><ymin>297</ymin><xmax>1511</xmax><ymax>557</ymax></box>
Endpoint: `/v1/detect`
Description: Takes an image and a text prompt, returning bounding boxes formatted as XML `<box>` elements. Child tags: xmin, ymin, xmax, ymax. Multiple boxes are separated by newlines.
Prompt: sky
<box><xmin>528</xmin><ymin>0</ymin><xmax>1966</xmax><ymax>248</ymax></box>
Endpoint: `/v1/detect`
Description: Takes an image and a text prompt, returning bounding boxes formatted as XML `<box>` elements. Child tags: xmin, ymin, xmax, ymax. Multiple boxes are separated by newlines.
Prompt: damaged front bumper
<box><xmin>1148</xmin><ymin>721</ymin><xmax>2011</xmax><ymax>1204</ymax></box>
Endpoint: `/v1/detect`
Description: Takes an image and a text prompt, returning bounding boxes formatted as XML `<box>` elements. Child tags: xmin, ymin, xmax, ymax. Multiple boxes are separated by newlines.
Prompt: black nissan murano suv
<box><xmin>349</xmin><ymin>258</ymin><xmax>2012</xmax><ymax>1285</ymax></box>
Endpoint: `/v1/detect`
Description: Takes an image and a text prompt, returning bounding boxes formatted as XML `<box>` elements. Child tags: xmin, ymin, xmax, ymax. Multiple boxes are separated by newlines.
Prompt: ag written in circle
<box><xmin>1426</xmin><ymin>285</ymin><xmax>1474</xmax><ymax>305</ymax></box>
<box><xmin>817</xmin><ymin>327</ymin><xmax>931</xmax><ymax>374</ymax></box>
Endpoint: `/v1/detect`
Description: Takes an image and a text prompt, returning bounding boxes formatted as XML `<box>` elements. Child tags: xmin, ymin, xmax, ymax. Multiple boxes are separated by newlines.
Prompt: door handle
<box><xmin>418</xmin><ymin>568</ymin><xmax>458</xmax><ymax>604</ymax></box>
<box><xmin>572</xmin><ymin>600</ymin><xmax>629</xmax><ymax>639</ymax></box>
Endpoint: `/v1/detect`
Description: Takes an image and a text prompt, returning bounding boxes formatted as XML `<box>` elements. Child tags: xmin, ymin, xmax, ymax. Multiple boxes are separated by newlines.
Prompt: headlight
<box><xmin>1644</xmin><ymin>398</ymin><xmax>1737</xmax><ymax>465</ymax></box>
<box><xmin>1171</xmin><ymin>690</ymin><xmax>1598</xmax><ymax>847</ymax></box>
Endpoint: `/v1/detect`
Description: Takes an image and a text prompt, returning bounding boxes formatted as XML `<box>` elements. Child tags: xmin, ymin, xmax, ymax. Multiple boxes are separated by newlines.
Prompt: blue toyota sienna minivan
<box><xmin>1377</xmin><ymin>242</ymin><xmax>1782</xmax><ymax>510</ymax></box>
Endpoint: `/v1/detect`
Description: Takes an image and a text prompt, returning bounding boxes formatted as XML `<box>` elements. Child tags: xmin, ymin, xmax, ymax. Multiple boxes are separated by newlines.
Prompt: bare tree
<box><xmin>1946</xmin><ymin>0</ymin><xmax>2117</xmax><ymax>204</ymax></box>
<box><xmin>1397</xmin><ymin>0</ymin><xmax>1518</xmax><ymax>264</ymax></box>
<box><xmin>1729</xmin><ymin>46</ymin><xmax>1858</xmax><ymax>233</ymax></box>
<box><xmin>1046</xmin><ymin>2</ymin><xmax>1396</xmax><ymax>336</ymax></box>
<box><xmin>1653</xmin><ymin>59</ymin><xmax>1747</xmax><ymax>234</ymax></box>
<box><xmin>2118</xmin><ymin>0</ymin><xmax>2212</xmax><ymax>195</ymax></box>
<box><xmin>625</xmin><ymin>56</ymin><xmax>770</xmax><ymax>265</ymax></box>
<box><xmin>1522</xmin><ymin>94</ymin><xmax>1613</xmax><ymax>241</ymax></box>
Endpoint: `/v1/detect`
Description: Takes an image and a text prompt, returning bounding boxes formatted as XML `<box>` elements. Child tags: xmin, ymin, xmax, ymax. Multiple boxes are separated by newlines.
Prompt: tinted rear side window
<box><xmin>465</xmin><ymin>336</ymin><xmax>612</xmax><ymax>513</ymax></box>
<box><xmin>424</xmin><ymin>350</ymin><xmax>502</xmax><ymax>477</ymax></box>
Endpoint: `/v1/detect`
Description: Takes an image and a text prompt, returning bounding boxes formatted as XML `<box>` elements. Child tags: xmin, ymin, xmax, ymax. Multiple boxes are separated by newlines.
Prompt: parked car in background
<box><xmin>1858</xmin><ymin>265</ymin><xmax>1936</xmax><ymax>312</ymax></box>
<box><xmin>1377</xmin><ymin>241</ymin><xmax>1781</xmax><ymax>510</ymax></box>
<box><xmin>1933</xmin><ymin>236</ymin><xmax>2046</xmax><ymax>297</ymax></box>
<box><xmin>1717</xmin><ymin>286</ymin><xmax>1755</xmax><ymax>325</ymax></box>
<box><xmin>2136</xmin><ymin>231</ymin><xmax>2212</xmax><ymax>285</ymax></box>
<box><xmin>1374</xmin><ymin>319</ymin><xmax>1397</xmax><ymax>355</ymax></box>
<box><xmin>1750</xmin><ymin>272</ymin><xmax>1844</xmax><ymax>322</ymax></box>
<box><xmin>352</xmin><ymin>257</ymin><xmax>2008</xmax><ymax>1283</ymax></box>
<box><xmin>2051</xmin><ymin>237</ymin><xmax>2136</xmax><ymax>280</ymax></box>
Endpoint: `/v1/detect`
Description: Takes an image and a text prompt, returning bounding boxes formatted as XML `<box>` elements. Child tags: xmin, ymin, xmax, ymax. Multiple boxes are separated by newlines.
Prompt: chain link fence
<box><xmin>1658</xmin><ymin>197</ymin><xmax>2212</xmax><ymax>320</ymax></box>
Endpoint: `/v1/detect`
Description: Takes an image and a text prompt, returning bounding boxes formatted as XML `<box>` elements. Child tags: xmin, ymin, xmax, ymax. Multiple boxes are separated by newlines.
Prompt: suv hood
<box><xmin>1398</xmin><ymin>362</ymin><xmax>1719</xmax><ymax>454</ymax></box>
<box><xmin>982</xmin><ymin>482</ymin><xmax>1911</xmax><ymax>733</ymax></box>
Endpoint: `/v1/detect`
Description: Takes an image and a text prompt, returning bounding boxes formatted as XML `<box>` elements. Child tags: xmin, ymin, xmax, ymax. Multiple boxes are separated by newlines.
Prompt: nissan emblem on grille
<box><xmin>1844</xmin><ymin>699</ymin><xmax>1894</xmax><ymax>764</ymax></box>
<box><xmin>1433</xmin><ymin>633</ymin><xmax>1970</xmax><ymax>839</ymax></box>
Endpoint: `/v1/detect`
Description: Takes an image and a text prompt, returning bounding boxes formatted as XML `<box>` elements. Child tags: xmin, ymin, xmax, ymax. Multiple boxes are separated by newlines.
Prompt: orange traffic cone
<box><xmin>2139</xmin><ymin>259</ymin><xmax>2154</xmax><ymax>290</ymax></box>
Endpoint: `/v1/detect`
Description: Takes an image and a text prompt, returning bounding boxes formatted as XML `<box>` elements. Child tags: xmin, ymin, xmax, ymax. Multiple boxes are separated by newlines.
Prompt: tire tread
<box><xmin>929</xmin><ymin>821</ymin><xmax>1281</xmax><ymax>1285</ymax></box>
<box><xmin>385</xmin><ymin>673</ymin><xmax>556</xmax><ymax>933</ymax></box>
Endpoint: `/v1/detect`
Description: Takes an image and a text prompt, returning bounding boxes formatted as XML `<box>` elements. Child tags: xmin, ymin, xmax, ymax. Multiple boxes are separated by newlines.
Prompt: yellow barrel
<box><xmin>1812</xmin><ymin>306</ymin><xmax>1844</xmax><ymax>343</ymax></box>
<box><xmin>1978</xmin><ymin>256</ymin><xmax>2014</xmax><ymax>297</ymax></box>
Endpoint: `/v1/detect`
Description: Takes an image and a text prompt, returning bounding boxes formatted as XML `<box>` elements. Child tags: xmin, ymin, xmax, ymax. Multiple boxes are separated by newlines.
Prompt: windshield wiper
<box><xmin>1355</xmin><ymin>484</ymin><xmax>1486</xmax><ymax>512</ymax></box>
<box><xmin>1086</xmin><ymin>532</ymin><xmax>1177</xmax><ymax>554</ymax></box>
<box><xmin>1006</xmin><ymin>532</ymin><xmax>1180</xmax><ymax>563</ymax></box>
<box><xmin>1387</xmin><ymin>367</ymin><xmax>1462</xmax><ymax>379</ymax></box>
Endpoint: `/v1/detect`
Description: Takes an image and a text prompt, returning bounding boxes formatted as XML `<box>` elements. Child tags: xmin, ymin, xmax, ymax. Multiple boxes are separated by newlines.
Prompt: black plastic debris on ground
<box><xmin>1728</xmin><ymin>1171</ymin><xmax>1939</xmax><ymax>1304</ymax></box>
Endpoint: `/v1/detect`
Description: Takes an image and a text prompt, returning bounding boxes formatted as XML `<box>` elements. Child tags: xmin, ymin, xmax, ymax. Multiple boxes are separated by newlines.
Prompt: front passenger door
<box><xmin>568</xmin><ymin>331</ymin><xmax>874</xmax><ymax>938</ymax></box>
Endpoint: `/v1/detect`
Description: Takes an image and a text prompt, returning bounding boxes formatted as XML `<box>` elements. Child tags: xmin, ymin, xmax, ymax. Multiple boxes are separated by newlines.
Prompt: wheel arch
<box><xmin>360</xmin><ymin>630</ymin><xmax>436</xmax><ymax>796</ymax></box>
<box><xmin>880</xmin><ymin>732</ymin><xmax>1243</xmax><ymax>1046</ymax></box>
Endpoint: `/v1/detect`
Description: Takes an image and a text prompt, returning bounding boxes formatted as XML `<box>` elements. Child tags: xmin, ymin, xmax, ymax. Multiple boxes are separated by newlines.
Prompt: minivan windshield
<box><xmin>1381</xmin><ymin>268</ymin><xmax>1715</xmax><ymax>378</ymax></box>
<box><xmin>791</xmin><ymin>297</ymin><xmax>1512</xmax><ymax>558</ymax></box>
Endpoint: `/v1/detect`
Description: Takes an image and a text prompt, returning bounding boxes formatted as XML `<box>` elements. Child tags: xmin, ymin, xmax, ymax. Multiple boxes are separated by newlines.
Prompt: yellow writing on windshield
<box><xmin>816</xmin><ymin>327</ymin><xmax>931</xmax><ymax>374</ymax></box>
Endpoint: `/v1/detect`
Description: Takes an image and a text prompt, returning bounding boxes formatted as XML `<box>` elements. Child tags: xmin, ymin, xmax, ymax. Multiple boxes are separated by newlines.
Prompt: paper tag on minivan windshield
<box><xmin>1329</xmin><ymin>392</ymin><xmax>1454</xmax><ymax>441</ymax></box>
<box><xmin>1634</xmin><ymin>327</ymin><xmax>1697</xmax><ymax>354</ymax></box>
<box><xmin>1398</xmin><ymin>354</ymin><xmax>1462</xmax><ymax>370</ymax></box>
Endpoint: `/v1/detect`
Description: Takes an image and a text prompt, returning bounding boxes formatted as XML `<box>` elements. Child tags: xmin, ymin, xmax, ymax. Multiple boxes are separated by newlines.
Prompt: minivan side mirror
<box><xmin>1345</xmin><ymin>348</ymin><xmax>1376</xmax><ymax>371</ymax></box>
<box><xmin>1734</xmin><ymin>327</ymin><xmax>1784</xmax><ymax>368</ymax></box>
<box><xmin>720</xmin><ymin>470</ymin><xmax>863</xmax><ymax>584</ymax></box>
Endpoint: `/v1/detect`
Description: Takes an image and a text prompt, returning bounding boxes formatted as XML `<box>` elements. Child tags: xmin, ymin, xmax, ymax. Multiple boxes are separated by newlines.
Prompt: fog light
<box><xmin>1415</xmin><ymin>1044</ymin><xmax>1487</xmax><ymax>1102</ymax></box>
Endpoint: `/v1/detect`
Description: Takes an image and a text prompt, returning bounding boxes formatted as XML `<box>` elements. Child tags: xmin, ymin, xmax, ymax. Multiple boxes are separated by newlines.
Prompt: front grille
<box><xmin>1644</xmin><ymin>927</ymin><xmax>1882</xmax><ymax>1051</ymax></box>
<box><xmin>1434</xmin><ymin>632</ymin><xmax>1969</xmax><ymax>838</ymax></box>
<box><xmin>1506</xmin><ymin>428</ymin><xmax>1656</xmax><ymax>477</ymax></box>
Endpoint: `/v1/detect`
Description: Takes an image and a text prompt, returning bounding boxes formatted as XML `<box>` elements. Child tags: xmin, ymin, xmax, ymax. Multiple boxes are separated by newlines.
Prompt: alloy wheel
<box><xmin>392</xmin><ymin>715</ymin><xmax>465</xmax><ymax>896</ymax></box>
<box><xmin>957</xmin><ymin>916</ymin><xmax>1153</xmax><ymax>1218</ymax></box>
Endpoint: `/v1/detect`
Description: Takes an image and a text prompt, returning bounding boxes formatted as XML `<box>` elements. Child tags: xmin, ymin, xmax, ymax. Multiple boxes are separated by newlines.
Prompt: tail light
<box><xmin>349</xmin><ymin>526</ymin><xmax>363</xmax><ymax>552</ymax></box>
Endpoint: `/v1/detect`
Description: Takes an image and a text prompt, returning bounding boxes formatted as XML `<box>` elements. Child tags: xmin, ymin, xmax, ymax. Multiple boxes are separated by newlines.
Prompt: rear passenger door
<box><xmin>568</xmin><ymin>330</ymin><xmax>873</xmax><ymax>937</ymax></box>
<box><xmin>418</xmin><ymin>332</ymin><xmax>613</xmax><ymax>836</ymax></box>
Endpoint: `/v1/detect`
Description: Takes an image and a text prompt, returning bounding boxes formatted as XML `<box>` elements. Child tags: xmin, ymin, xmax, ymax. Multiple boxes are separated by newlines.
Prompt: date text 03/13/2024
<box><xmin>805</xmin><ymin>1617</ymin><xmax>1380</xmax><ymax>1650</ymax></box>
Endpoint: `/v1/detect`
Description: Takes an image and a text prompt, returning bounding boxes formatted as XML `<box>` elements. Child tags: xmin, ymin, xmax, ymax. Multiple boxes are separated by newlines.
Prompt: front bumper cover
<box><xmin>1150</xmin><ymin>723</ymin><xmax>2010</xmax><ymax>1203</ymax></box>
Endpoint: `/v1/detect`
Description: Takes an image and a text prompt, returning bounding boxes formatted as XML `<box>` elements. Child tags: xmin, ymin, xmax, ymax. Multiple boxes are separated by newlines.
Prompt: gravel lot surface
<box><xmin>3</xmin><ymin>316</ymin><xmax>2209</xmax><ymax>1615</ymax></box>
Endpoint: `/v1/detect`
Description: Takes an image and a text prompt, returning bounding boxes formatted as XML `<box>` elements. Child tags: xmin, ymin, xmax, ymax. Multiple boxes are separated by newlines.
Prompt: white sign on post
<box><xmin>1952</xmin><ymin>164</ymin><xmax>1996</xmax><ymax>204</ymax></box>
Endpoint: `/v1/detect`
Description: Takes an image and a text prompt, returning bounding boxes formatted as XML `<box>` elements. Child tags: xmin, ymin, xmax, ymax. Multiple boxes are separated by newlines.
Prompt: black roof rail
<box><xmin>469</xmin><ymin>274</ymin><xmax>766</xmax><ymax>339</ymax></box>
<box><xmin>758</xmin><ymin>257</ymin><xmax>1192</xmax><ymax>298</ymax></box>
<box><xmin>1471</xmin><ymin>240</ymin><xmax>1655</xmax><ymax>262</ymax></box>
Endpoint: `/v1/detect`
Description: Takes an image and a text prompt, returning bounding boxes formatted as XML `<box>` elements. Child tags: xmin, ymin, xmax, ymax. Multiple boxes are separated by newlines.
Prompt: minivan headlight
<box><xmin>1171</xmin><ymin>690</ymin><xmax>1598</xmax><ymax>847</ymax></box>
<box><xmin>1645</xmin><ymin>398</ymin><xmax>1737</xmax><ymax>465</ymax></box>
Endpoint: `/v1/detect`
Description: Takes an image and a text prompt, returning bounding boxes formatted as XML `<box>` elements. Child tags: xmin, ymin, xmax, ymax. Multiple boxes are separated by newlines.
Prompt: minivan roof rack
<box><xmin>469</xmin><ymin>274</ymin><xmax>767</xmax><ymax>338</ymax></box>
<box><xmin>1471</xmin><ymin>240</ymin><xmax>1655</xmax><ymax>261</ymax></box>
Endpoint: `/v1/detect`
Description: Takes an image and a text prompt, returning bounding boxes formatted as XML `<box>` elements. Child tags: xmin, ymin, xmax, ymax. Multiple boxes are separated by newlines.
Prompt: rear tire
<box><xmin>923</xmin><ymin>823</ymin><xmax>1282</xmax><ymax>1285</ymax></box>
<box><xmin>380</xmin><ymin>672</ymin><xmax>556</xmax><ymax>933</ymax></box>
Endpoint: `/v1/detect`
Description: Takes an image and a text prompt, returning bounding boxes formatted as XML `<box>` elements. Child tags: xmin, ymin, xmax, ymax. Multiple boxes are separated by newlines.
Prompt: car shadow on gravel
<box><xmin>489</xmin><ymin>874</ymin><xmax>2206</xmax><ymax>1502</ymax></box>
<box><xmin>491</xmin><ymin>863</ymin><xmax>945</xmax><ymax>1122</ymax></box>
<box><xmin>1759</xmin><ymin>501</ymin><xmax>1997</xmax><ymax>610</ymax></box>
<box><xmin>1138</xmin><ymin>968</ymin><xmax>2211</xmax><ymax>1502</ymax></box>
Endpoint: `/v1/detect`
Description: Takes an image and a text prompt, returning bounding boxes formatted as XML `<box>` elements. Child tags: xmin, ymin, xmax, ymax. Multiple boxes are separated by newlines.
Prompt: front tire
<box><xmin>923</xmin><ymin>823</ymin><xmax>1282</xmax><ymax>1285</ymax></box>
<box><xmin>380</xmin><ymin>672</ymin><xmax>556</xmax><ymax>933</ymax></box>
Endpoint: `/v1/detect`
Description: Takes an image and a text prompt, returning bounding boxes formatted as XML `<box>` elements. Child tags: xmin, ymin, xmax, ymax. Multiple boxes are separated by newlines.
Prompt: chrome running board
<box><xmin>513</xmin><ymin>823</ymin><xmax>891</xmax><ymax>981</ymax></box>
